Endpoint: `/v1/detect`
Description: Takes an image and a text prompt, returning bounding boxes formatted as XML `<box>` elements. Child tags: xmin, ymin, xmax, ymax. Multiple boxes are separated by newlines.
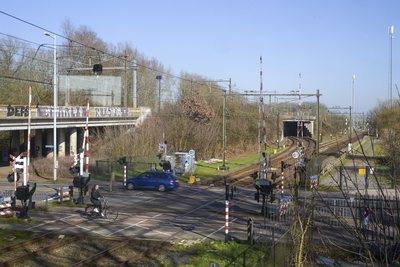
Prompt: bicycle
<box><xmin>85</xmin><ymin>197</ymin><xmax>118</xmax><ymax>220</ymax></box>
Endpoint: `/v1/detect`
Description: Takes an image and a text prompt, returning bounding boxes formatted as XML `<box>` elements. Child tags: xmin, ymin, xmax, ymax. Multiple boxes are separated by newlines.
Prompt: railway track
<box><xmin>0</xmin><ymin>186</ymin><xmax>216</xmax><ymax>266</ymax></box>
<box><xmin>0</xmin><ymin>132</ymin><xmax>367</xmax><ymax>266</ymax></box>
<box><xmin>1</xmin><ymin>183</ymin><xmax>256</xmax><ymax>266</ymax></box>
<box><xmin>207</xmin><ymin>132</ymin><xmax>366</xmax><ymax>190</ymax></box>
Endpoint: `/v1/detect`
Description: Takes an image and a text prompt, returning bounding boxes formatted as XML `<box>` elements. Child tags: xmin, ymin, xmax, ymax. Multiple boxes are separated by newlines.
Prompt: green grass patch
<box><xmin>0</xmin><ymin>216</ymin><xmax>37</xmax><ymax>224</ymax></box>
<box><xmin>0</xmin><ymin>228</ymin><xmax>41</xmax><ymax>248</ymax></box>
<box><xmin>47</xmin><ymin>201</ymin><xmax>78</xmax><ymax>208</ymax></box>
<box><xmin>176</xmin><ymin>240</ymin><xmax>288</xmax><ymax>267</ymax></box>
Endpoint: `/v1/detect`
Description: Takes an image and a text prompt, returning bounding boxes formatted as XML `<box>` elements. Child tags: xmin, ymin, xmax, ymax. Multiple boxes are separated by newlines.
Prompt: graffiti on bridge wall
<box><xmin>35</xmin><ymin>106</ymin><xmax>130</xmax><ymax>118</ymax></box>
<box><xmin>7</xmin><ymin>106</ymin><xmax>29</xmax><ymax>117</ymax></box>
<box><xmin>5</xmin><ymin>106</ymin><xmax>131</xmax><ymax>118</ymax></box>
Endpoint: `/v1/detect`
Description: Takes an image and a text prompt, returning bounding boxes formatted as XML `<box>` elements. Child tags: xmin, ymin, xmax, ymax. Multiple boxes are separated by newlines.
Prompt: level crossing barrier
<box><xmin>0</xmin><ymin>196</ymin><xmax>13</xmax><ymax>216</ymax></box>
<box><xmin>0</xmin><ymin>190</ymin><xmax>49</xmax><ymax>210</ymax></box>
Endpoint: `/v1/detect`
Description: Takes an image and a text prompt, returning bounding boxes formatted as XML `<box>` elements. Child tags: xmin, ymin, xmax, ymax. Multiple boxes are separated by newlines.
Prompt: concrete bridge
<box><xmin>0</xmin><ymin>105</ymin><xmax>150</xmax><ymax>160</ymax></box>
<box><xmin>280</xmin><ymin>114</ymin><xmax>316</xmax><ymax>137</ymax></box>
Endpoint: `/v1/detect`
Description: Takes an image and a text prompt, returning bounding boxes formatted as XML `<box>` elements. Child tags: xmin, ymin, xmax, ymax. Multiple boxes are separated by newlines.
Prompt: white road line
<box><xmin>59</xmin><ymin>215</ymin><xmax>76</xmax><ymax>222</ymax></box>
<box><xmin>200</xmin><ymin>217</ymin><xmax>238</xmax><ymax>242</ymax></box>
<box><xmin>152</xmin><ymin>213</ymin><xmax>163</xmax><ymax>218</ymax></box>
<box><xmin>26</xmin><ymin>220</ymin><xmax>55</xmax><ymax>231</ymax></box>
<box><xmin>107</xmin><ymin>224</ymin><xmax>136</xmax><ymax>236</ymax></box>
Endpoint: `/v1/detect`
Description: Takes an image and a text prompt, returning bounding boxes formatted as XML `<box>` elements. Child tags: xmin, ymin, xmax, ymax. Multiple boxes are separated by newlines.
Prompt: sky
<box><xmin>1</xmin><ymin>0</ymin><xmax>399</xmax><ymax>114</ymax></box>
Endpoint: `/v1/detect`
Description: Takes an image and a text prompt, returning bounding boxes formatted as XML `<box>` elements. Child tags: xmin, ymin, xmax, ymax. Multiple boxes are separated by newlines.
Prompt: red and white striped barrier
<box><xmin>85</xmin><ymin>97</ymin><xmax>90</xmax><ymax>173</ymax></box>
<box><xmin>124</xmin><ymin>165</ymin><xmax>126</xmax><ymax>187</ymax></box>
<box><xmin>310</xmin><ymin>175</ymin><xmax>318</xmax><ymax>189</ymax></box>
<box><xmin>0</xmin><ymin>197</ymin><xmax>13</xmax><ymax>216</ymax></box>
<box><xmin>279</xmin><ymin>196</ymin><xmax>289</xmax><ymax>216</ymax></box>
<box><xmin>225</xmin><ymin>200</ymin><xmax>229</xmax><ymax>237</ymax></box>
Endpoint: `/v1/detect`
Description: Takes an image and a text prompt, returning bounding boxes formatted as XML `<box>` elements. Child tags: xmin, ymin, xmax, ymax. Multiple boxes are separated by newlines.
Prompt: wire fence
<box><xmin>95</xmin><ymin>154</ymin><xmax>159</xmax><ymax>180</ymax></box>
<box><xmin>0</xmin><ymin>190</ymin><xmax>50</xmax><ymax>210</ymax></box>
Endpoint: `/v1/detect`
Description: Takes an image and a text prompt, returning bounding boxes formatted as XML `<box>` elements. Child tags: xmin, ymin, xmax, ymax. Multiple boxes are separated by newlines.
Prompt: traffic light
<box><xmin>281</xmin><ymin>161</ymin><xmax>291</xmax><ymax>170</ymax></box>
<box><xmin>249</xmin><ymin>171</ymin><xmax>258</xmax><ymax>179</ymax></box>
<box><xmin>159</xmin><ymin>160</ymin><xmax>171</xmax><ymax>171</ymax></box>
<box><xmin>93</xmin><ymin>64</ymin><xmax>102</xmax><ymax>75</ymax></box>
<box><xmin>7</xmin><ymin>172</ymin><xmax>20</xmax><ymax>183</ymax></box>
<box><xmin>271</xmin><ymin>172</ymin><xmax>279</xmax><ymax>182</ymax></box>
<box><xmin>69</xmin><ymin>166</ymin><xmax>80</xmax><ymax>175</ymax></box>
<box><xmin>117</xmin><ymin>156</ymin><xmax>126</xmax><ymax>166</ymax></box>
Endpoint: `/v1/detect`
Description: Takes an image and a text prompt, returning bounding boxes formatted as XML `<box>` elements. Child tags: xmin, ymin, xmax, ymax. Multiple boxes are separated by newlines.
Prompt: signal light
<box><xmin>7</xmin><ymin>172</ymin><xmax>20</xmax><ymax>183</ymax></box>
<box><xmin>69</xmin><ymin>166</ymin><xmax>80</xmax><ymax>175</ymax></box>
<box><xmin>93</xmin><ymin>64</ymin><xmax>102</xmax><ymax>75</ymax></box>
<box><xmin>249</xmin><ymin>171</ymin><xmax>258</xmax><ymax>179</ymax></box>
<box><xmin>271</xmin><ymin>172</ymin><xmax>279</xmax><ymax>182</ymax></box>
<box><xmin>117</xmin><ymin>156</ymin><xmax>126</xmax><ymax>166</ymax></box>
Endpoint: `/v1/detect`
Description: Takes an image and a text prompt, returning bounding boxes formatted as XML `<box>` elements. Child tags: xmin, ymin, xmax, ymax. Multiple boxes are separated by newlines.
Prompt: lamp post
<box><xmin>156</xmin><ymin>75</ymin><xmax>162</xmax><ymax>112</ymax></box>
<box><xmin>44</xmin><ymin>32</ymin><xmax>57</xmax><ymax>181</ymax></box>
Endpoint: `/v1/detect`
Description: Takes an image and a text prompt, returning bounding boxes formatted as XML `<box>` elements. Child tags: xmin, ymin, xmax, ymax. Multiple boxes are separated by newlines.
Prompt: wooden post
<box><xmin>109</xmin><ymin>172</ymin><xmax>115</xmax><ymax>192</ymax></box>
<box><xmin>60</xmin><ymin>186</ymin><xmax>64</xmax><ymax>205</ymax></box>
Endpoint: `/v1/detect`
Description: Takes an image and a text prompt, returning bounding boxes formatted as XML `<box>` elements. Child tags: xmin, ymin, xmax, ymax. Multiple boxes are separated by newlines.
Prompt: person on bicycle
<box><xmin>90</xmin><ymin>184</ymin><xmax>104</xmax><ymax>217</ymax></box>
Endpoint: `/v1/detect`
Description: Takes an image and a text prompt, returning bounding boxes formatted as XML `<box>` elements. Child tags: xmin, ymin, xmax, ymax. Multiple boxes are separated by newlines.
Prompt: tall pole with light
<box><xmin>389</xmin><ymin>26</ymin><xmax>394</xmax><ymax>107</ymax></box>
<box><xmin>156</xmin><ymin>75</ymin><xmax>162</xmax><ymax>112</ymax></box>
<box><xmin>44</xmin><ymin>32</ymin><xmax>57</xmax><ymax>181</ymax></box>
<box><xmin>351</xmin><ymin>75</ymin><xmax>355</xmax><ymax>129</ymax></box>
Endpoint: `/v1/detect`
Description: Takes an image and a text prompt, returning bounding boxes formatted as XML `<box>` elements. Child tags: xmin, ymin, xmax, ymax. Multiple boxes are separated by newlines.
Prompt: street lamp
<box><xmin>156</xmin><ymin>75</ymin><xmax>162</xmax><ymax>112</ymax></box>
<box><xmin>44</xmin><ymin>32</ymin><xmax>57</xmax><ymax>181</ymax></box>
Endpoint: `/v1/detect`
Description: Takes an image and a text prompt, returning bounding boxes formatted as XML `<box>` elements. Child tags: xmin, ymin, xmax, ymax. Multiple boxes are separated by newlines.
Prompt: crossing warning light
<box><xmin>117</xmin><ymin>156</ymin><xmax>126</xmax><ymax>166</ymax></box>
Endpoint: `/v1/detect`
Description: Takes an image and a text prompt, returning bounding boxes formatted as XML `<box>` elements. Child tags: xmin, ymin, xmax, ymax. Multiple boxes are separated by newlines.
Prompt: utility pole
<box><xmin>350</xmin><ymin>106</ymin><xmax>352</xmax><ymax>144</ymax></box>
<box><xmin>276</xmin><ymin>112</ymin><xmax>279</xmax><ymax>148</ymax></box>
<box><xmin>222</xmin><ymin>90</ymin><xmax>227</xmax><ymax>168</ymax></box>
<box><xmin>156</xmin><ymin>76</ymin><xmax>162</xmax><ymax>112</ymax></box>
<box><xmin>316</xmin><ymin>89</ymin><xmax>320</xmax><ymax>156</ymax></box>
<box><xmin>330</xmin><ymin>112</ymin><xmax>332</xmax><ymax>139</ymax></box>
<box><xmin>124</xmin><ymin>50</ymin><xmax>127</xmax><ymax>108</ymax></box>
<box><xmin>133</xmin><ymin>60</ymin><xmax>137</xmax><ymax>108</ymax></box>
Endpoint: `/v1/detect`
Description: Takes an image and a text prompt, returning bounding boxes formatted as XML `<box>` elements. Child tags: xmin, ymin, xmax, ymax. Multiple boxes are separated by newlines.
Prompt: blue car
<box><xmin>126</xmin><ymin>171</ymin><xmax>180</xmax><ymax>192</ymax></box>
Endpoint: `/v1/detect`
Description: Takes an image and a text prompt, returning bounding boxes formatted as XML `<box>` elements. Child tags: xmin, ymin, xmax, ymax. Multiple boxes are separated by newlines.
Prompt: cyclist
<box><xmin>90</xmin><ymin>184</ymin><xmax>104</xmax><ymax>217</ymax></box>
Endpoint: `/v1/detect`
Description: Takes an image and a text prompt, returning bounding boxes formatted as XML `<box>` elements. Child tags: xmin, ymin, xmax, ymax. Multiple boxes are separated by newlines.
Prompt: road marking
<box><xmin>107</xmin><ymin>224</ymin><xmax>136</xmax><ymax>236</ymax></box>
<box><xmin>152</xmin><ymin>213</ymin><xmax>163</xmax><ymax>218</ymax></box>
<box><xmin>26</xmin><ymin>220</ymin><xmax>55</xmax><ymax>231</ymax></box>
<box><xmin>200</xmin><ymin>217</ymin><xmax>238</xmax><ymax>242</ymax></box>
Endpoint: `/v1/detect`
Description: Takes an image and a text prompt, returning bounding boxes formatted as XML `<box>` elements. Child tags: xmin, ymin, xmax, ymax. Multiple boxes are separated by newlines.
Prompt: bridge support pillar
<box><xmin>58</xmin><ymin>129</ymin><xmax>65</xmax><ymax>157</ymax></box>
<box><xmin>70</xmin><ymin>128</ymin><xmax>77</xmax><ymax>155</ymax></box>
<box><xmin>35</xmin><ymin>129</ymin><xmax>42</xmax><ymax>157</ymax></box>
<box><xmin>46</xmin><ymin>129</ymin><xmax>53</xmax><ymax>157</ymax></box>
<box><xmin>12</xmin><ymin>130</ymin><xmax>20</xmax><ymax>156</ymax></box>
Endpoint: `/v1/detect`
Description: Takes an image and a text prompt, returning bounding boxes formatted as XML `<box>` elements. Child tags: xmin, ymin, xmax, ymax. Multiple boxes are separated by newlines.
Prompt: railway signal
<box><xmin>249</xmin><ymin>171</ymin><xmax>258</xmax><ymax>179</ymax></box>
